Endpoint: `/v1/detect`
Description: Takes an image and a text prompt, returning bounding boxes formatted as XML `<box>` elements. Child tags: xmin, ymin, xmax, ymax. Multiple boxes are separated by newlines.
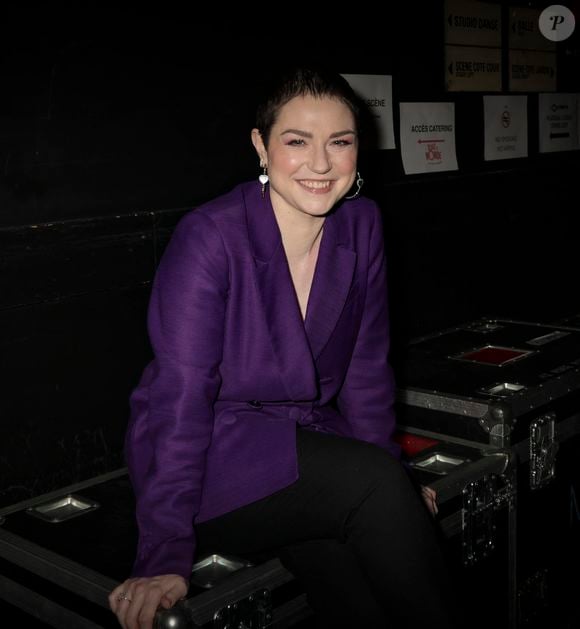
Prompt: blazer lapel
<box><xmin>305</xmin><ymin>209</ymin><xmax>357</xmax><ymax>359</ymax></box>
<box><xmin>243</xmin><ymin>183</ymin><xmax>317</xmax><ymax>401</ymax></box>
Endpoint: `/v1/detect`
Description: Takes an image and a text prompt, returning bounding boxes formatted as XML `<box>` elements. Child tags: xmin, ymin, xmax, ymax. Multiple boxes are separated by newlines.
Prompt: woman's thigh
<box><xmin>196</xmin><ymin>428</ymin><xmax>417</xmax><ymax>556</ymax></box>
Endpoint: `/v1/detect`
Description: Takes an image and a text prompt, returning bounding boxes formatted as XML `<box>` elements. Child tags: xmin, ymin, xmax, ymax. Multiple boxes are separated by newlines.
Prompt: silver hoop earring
<box><xmin>345</xmin><ymin>172</ymin><xmax>364</xmax><ymax>200</ymax></box>
<box><xmin>258</xmin><ymin>164</ymin><xmax>269</xmax><ymax>199</ymax></box>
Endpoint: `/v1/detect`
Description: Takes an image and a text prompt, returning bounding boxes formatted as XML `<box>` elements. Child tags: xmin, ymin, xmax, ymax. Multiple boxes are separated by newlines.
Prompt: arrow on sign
<box><xmin>550</xmin><ymin>132</ymin><xmax>570</xmax><ymax>139</ymax></box>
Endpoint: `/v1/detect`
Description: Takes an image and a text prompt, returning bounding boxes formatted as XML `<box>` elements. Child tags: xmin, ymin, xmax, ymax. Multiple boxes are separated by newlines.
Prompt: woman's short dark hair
<box><xmin>255</xmin><ymin>67</ymin><xmax>363</xmax><ymax>147</ymax></box>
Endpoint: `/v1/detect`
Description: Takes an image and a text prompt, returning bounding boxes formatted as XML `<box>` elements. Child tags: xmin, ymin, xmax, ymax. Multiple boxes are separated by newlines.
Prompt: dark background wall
<box><xmin>1</xmin><ymin>3</ymin><xmax>579</xmax><ymax>504</ymax></box>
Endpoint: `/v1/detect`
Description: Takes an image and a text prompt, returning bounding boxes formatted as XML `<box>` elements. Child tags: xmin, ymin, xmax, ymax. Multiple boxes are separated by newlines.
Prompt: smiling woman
<box><xmin>251</xmin><ymin>96</ymin><xmax>358</xmax><ymax>223</ymax></box>
<box><xmin>250</xmin><ymin>93</ymin><xmax>359</xmax><ymax>320</ymax></box>
<box><xmin>109</xmin><ymin>67</ymin><xmax>462</xmax><ymax>629</ymax></box>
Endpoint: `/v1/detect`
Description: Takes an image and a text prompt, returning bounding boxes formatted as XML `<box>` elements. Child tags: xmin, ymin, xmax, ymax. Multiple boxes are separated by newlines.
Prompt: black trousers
<box><xmin>196</xmin><ymin>428</ymin><xmax>461</xmax><ymax>628</ymax></box>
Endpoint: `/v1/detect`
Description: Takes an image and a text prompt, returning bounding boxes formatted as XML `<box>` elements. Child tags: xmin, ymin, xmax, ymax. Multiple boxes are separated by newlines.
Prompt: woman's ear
<box><xmin>251</xmin><ymin>129</ymin><xmax>267</xmax><ymax>165</ymax></box>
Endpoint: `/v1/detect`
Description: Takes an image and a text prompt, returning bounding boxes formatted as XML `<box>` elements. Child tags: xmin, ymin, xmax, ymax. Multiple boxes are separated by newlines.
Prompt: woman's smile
<box><xmin>297</xmin><ymin>179</ymin><xmax>334</xmax><ymax>193</ymax></box>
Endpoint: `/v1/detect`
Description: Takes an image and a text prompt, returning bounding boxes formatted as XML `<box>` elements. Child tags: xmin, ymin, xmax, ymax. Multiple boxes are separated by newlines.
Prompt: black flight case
<box><xmin>395</xmin><ymin>317</ymin><xmax>580</xmax><ymax>628</ymax></box>
<box><xmin>0</xmin><ymin>438</ymin><xmax>518</xmax><ymax>628</ymax></box>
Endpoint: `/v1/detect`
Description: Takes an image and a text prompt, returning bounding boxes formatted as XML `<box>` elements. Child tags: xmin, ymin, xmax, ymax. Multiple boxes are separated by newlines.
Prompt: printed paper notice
<box><xmin>538</xmin><ymin>93</ymin><xmax>580</xmax><ymax>153</ymax></box>
<box><xmin>484</xmin><ymin>95</ymin><xmax>528</xmax><ymax>161</ymax></box>
<box><xmin>399</xmin><ymin>103</ymin><xmax>458</xmax><ymax>175</ymax></box>
<box><xmin>341</xmin><ymin>74</ymin><xmax>396</xmax><ymax>150</ymax></box>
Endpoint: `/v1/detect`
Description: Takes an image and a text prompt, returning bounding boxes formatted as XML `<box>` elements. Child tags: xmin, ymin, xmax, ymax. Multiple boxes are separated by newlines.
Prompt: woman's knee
<box><xmin>296</xmin><ymin>431</ymin><xmax>421</xmax><ymax>531</ymax></box>
<box><xmin>313</xmin><ymin>437</ymin><xmax>415</xmax><ymax>514</ymax></box>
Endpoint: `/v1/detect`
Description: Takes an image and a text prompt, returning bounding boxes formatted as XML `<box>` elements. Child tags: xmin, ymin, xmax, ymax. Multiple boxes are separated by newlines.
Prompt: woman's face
<box><xmin>253</xmin><ymin>95</ymin><xmax>358</xmax><ymax>219</ymax></box>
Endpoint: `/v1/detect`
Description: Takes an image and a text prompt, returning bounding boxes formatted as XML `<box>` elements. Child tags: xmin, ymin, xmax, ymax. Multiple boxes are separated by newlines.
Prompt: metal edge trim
<box><xmin>408</xmin><ymin>317</ymin><xmax>580</xmax><ymax>345</ymax></box>
<box><xmin>184</xmin><ymin>558</ymin><xmax>294</xmax><ymax>625</ymax></box>
<box><xmin>398</xmin><ymin>389</ymin><xmax>490</xmax><ymax>418</ymax></box>
<box><xmin>0</xmin><ymin>573</ymin><xmax>104</xmax><ymax>629</ymax></box>
<box><xmin>0</xmin><ymin>468</ymin><xmax>128</xmax><ymax>518</ymax></box>
<box><xmin>0</xmin><ymin>527</ymin><xmax>116</xmax><ymax>608</ymax></box>
<box><xmin>428</xmin><ymin>452</ymin><xmax>510</xmax><ymax>504</ymax></box>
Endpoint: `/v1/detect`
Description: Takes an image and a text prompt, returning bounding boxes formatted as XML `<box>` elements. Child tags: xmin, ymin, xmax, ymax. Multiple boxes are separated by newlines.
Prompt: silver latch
<box><xmin>529</xmin><ymin>413</ymin><xmax>558</xmax><ymax>490</ymax></box>
<box><xmin>462</xmin><ymin>473</ymin><xmax>514</xmax><ymax>565</ymax></box>
<box><xmin>214</xmin><ymin>589</ymin><xmax>272</xmax><ymax>629</ymax></box>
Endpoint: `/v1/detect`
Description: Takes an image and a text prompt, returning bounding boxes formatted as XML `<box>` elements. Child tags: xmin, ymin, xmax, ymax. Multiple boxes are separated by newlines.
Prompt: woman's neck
<box><xmin>272</xmin><ymin>204</ymin><xmax>325</xmax><ymax>262</ymax></box>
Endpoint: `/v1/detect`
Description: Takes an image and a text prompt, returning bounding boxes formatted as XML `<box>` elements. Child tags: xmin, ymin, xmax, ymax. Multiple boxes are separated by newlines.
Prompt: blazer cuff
<box><xmin>131</xmin><ymin>536</ymin><xmax>195</xmax><ymax>580</ymax></box>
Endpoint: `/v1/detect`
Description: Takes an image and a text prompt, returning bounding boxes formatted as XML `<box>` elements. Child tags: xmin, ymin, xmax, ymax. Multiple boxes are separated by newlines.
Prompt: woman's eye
<box><xmin>287</xmin><ymin>139</ymin><xmax>306</xmax><ymax>146</ymax></box>
<box><xmin>332</xmin><ymin>139</ymin><xmax>352</xmax><ymax>146</ymax></box>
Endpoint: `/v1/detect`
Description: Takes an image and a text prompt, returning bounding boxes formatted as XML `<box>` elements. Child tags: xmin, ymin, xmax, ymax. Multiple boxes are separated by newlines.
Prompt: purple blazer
<box><xmin>126</xmin><ymin>181</ymin><xmax>400</xmax><ymax>578</ymax></box>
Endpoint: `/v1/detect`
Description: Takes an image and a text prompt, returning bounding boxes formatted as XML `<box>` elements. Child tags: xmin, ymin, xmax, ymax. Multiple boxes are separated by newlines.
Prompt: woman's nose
<box><xmin>309</xmin><ymin>146</ymin><xmax>332</xmax><ymax>174</ymax></box>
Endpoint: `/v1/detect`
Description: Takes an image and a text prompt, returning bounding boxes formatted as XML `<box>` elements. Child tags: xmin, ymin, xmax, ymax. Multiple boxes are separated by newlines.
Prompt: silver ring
<box><xmin>117</xmin><ymin>592</ymin><xmax>132</xmax><ymax>603</ymax></box>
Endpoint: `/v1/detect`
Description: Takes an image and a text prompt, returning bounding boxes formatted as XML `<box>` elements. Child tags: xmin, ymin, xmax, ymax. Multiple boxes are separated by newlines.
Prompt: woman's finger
<box><xmin>421</xmin><ymin>485</ymin><xmax>438</xmax><ymax>515</ymax></box>
<box><xmin>109</xmin><ymin>579</ymin><xmax>136</xmax><ymax>616</ymax></box>
<box><xmin>110</xmin><ymin>575</ymin><xmax>188</xmax><ymax>628</ymax></box>
<box><xmin>131</xmin><ymin>585</ymin><xmax>164</xmax><ymax>629</ymax></box>
<box><xmin>159</xmin><ymin>578</ymin><xmax>188</xmax><ymax>609</ymax></box>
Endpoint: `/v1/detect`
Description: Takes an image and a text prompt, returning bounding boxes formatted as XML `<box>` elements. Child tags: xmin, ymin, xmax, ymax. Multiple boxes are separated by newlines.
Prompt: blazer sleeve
<box><xmin>336</xmin><ymin>204</ymin><xmax>401</xmax><ymax>460</ymax></box>
<box><xmin>127</xmin><ymin>211</ymin><xmax>228</xmax><ymax>578</ymax></box>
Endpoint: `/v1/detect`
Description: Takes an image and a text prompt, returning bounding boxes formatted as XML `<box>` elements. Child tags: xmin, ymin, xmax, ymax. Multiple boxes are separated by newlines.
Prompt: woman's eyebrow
<box><xmin>280</xmin><ymin>129</ymin><xmax>356</xmax><ymax>138</ymax></box>
<box><xmin>329</xmin><ymin>130</ymin><xmax>357</xmax><ymax>138</ymax></box>
<box><xmin>281</xmin><ymin>129</ymin><xmax>312</xmax><ymax>137</ymax></box>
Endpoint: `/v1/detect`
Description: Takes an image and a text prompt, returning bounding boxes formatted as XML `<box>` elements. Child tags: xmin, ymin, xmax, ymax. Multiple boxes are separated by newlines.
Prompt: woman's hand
<box><xmin>421</xmin><ymin>485</ymin><xmax>438</xmax><ymax>516</ymax></box>
<box><xmin>109</xmin><ymin>574</ymin><xmax>188</xmax><ymax>629</ymax></box>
